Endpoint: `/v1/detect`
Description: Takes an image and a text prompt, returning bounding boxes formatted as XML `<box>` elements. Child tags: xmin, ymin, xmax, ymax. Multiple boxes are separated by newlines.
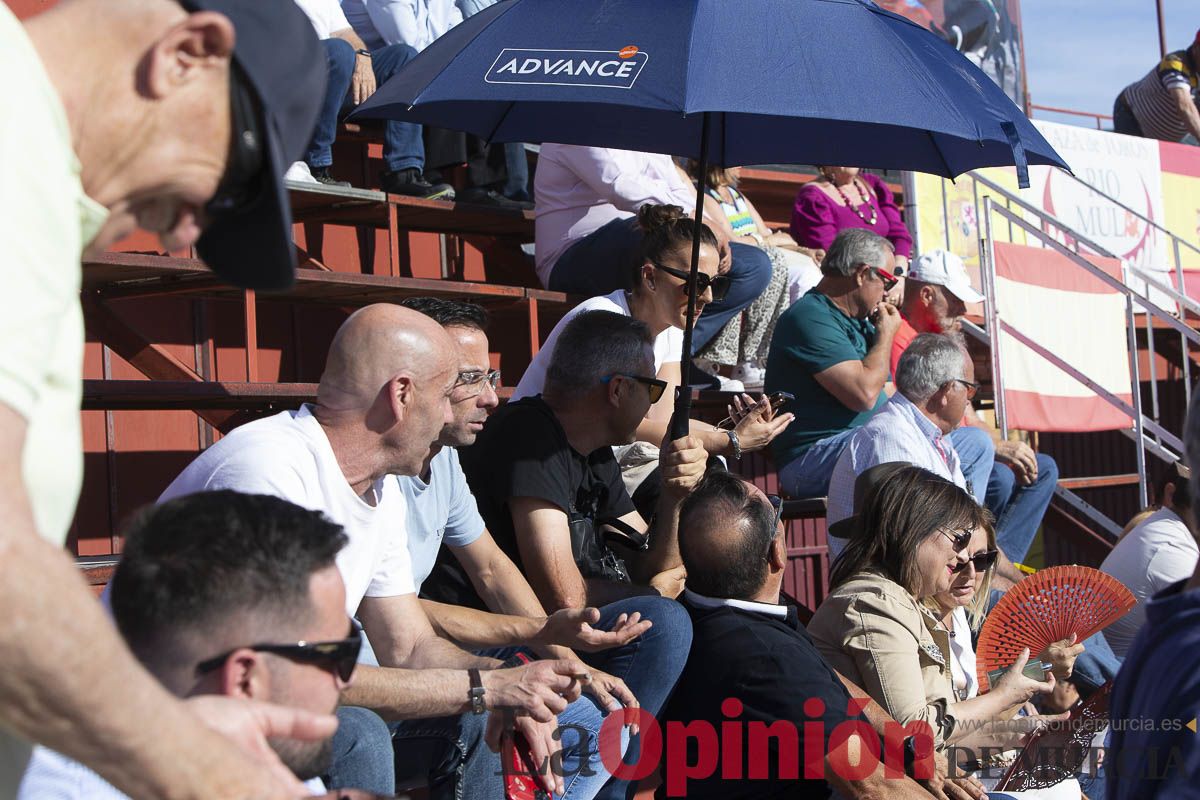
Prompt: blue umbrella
<box><xmin>352</xmin><ymin>0</ymin><xmax>1069</xmax><ymax>436</ymax></box>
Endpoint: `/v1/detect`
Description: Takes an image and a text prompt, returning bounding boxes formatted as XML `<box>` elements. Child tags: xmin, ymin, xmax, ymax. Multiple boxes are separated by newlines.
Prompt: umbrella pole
<box><xmin>668</xmin><ymin>112</ymin><xmax>711</xmax><ymax>441</ymax></box>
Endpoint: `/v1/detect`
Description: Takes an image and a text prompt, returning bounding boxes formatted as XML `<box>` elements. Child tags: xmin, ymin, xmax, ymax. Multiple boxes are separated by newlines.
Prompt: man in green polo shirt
<box><xmin>764</xmin><ymin>228</ymin><xmax>901</xmax><ymax>498</ymax></box>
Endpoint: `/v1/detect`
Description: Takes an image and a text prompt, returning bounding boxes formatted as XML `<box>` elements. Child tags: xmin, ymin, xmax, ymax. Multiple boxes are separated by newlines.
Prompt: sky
<box><xmin>1022</xmin><ymin>0</ymin><xmax>1195</xmax><ymax>127</ymax></box>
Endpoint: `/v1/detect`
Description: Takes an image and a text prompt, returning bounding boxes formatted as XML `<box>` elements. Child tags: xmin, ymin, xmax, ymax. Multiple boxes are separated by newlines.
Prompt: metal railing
<box><xmin>967</xmin><ymin>179</ymin><xmax>1200</xmax><ymax>540</ymax></box>
<box><xmin>1028</xmin><ymin>103</ymin><xmax>1112</xmax><ymax>131</ymax></box>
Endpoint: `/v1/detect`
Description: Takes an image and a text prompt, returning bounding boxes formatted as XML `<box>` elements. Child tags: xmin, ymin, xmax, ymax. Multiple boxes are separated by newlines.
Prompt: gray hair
<box><xmin>545</xmin><ymin>310</ymin><xmax>654</xmax><ymax>401</ymax></box>
<box><xmin>896</xmin><ymin>333</ymin><xmax>967</xmax><ymax>403</ymax></box>
<box><xmin>821</xmin><ymin>228</ymin><xmax>894</xmax><ymax>277</ymax></box>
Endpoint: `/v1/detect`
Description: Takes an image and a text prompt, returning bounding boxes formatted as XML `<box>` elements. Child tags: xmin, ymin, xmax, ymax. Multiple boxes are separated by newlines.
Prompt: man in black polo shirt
<box><xmin>666</xmin><ymin>470</ymin><xmax>952</xmax><ymax>799</ymax></box>
<box><xmin>422</xmin><ymin>308</ymin><xmax>706</xmax><ymax>800</ymax></box>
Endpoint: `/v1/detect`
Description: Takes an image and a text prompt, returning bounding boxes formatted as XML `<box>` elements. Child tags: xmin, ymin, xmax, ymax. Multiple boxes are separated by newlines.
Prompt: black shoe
<box><xmin>310</xmin><ymin>166</ymin><xmax>351</xmax><ymax>188</ymax></box>
<box><xmin>381</xmin><ymin>168</ymin><xmax>455</xmax><ymax>200</ymax></box>
<box><xmin>688</xmin><ymin>360</ymin><xmax>722</xmax><ymax>390</ymax></box>
<box><xmin>456</xmin><ymin>187</ymin><xmax>534</xmax><ymax>210</ymax></box>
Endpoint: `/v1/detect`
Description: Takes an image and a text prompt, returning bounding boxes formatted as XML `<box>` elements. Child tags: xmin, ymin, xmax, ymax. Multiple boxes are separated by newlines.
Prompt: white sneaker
<box><xmin>693</xmin><ymin>357</ymin><xmax>746</xmax><ymax>393</ymax></box>
<box><xmin>731</xmin><ymin>362</ymin><xmax>765</xmax><ymax>390</ymax></box>
<box><xmin>284</xmin><ymin>161</ymin><xmax>319</xmax><ymax>184</ymax></box>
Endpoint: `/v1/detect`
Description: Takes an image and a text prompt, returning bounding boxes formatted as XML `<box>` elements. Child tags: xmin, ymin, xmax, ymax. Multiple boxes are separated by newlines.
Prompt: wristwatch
<box><xmin>355</xmin><ymin>48</ymin><xmax>372</xmax><ymax>58</ymax></box>
<box><xmin>467</xmin><ymin>668</ymin><xmax>486</xmax><ymax>715</ymax></box>
<box><xmin>725</xmin><ymin>429</ymin><xmax>742</xmax><ymax>460</ymax></box>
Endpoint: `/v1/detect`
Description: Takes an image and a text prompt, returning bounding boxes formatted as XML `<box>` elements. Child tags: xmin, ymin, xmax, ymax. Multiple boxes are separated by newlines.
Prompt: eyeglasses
<box><xmin>454</xmin><ymin>369</ymin><xmax>501</xmax><ymax>394</ymax></box>
<box><xmin>195</xmin><ymin>621</ymin><xmax>362</xmax><ymax>683</ymax></box>
<box><xmin>652</xmin><ymin>262</ymin><xmax>731</xmax><ymax>301</ymax></box>
<box><xmin>951</xmin><ymin>549</ymin><xmax>999</xmax><ymax>574</ymax></box>
<box><xmin>871</xmin><ymin>266</ymin><xmax>900</xmax><ymax>292</ymax></box>
<box><xmin>938</xmin><ymin>527</ymin><xmax>974</xmax><ymax>552</ymax></box>
<box><xmin>206</xmin><ymin>61</ymin><xmax>265</xmax><ymax>221</ymax></box>
<box><xmin>602</xmin><ymin>373</ymin><xmax>668</xmax><ymax>403</ymax></box>
<box><xmin>952</xmin><ymin>378</ymin><xmax>980</xmax><ymax>399</ymax></box>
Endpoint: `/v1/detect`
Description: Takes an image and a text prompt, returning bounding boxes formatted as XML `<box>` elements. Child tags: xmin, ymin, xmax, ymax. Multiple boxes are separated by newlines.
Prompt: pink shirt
<box><xmin>533</xmin><ymin>145</ymin><xmax>696</xmax><ymax>287</ymax></box>
<box><xmin>789</xmin><ymin>173</ymin><xmax>913</xmax><ymax>258</ymax></box>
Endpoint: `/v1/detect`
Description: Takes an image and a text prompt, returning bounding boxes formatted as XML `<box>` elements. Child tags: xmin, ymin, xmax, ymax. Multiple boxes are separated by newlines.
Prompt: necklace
<box><xmin>830</xmin><ymin>177</ymin><xmax>878</xmax><ymax>226</ymax></box>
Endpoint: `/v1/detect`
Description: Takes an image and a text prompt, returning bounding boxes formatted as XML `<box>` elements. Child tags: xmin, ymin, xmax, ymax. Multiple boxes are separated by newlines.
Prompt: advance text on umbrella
<box><xmin>485</xmin><ymin>48</ymin><xmax>649</xmax><ymax>89</ymax></box>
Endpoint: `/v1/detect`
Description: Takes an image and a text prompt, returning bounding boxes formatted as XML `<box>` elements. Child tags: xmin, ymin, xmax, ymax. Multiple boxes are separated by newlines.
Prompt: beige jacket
<box><xmin>808</xmin><ymin>571</ymin><xmax>958</xmax><ymax>748</ymax></box>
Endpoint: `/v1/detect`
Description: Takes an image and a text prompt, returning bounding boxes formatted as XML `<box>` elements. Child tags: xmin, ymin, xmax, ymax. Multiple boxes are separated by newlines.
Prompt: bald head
<box><xmin>678</xmin><ymin>471</ymin><xmax>780</xmax><ymax>601</ymax></box>
<box><xmin>319</xmin><ymin>304</ymin><xmax>456</xmax><ymax>409</ymax></box>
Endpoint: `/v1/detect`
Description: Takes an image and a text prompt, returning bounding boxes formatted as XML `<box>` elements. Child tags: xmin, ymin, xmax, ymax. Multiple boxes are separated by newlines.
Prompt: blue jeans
<box><xmin>1112</xmin><ymin>92</ymin><xmax>1143</xmax><ymax>138</ymax></box>
<box><xmin>947</xmin><ymin>426</ymin><xmax>995</xmax><ymax>504</ymax></box>
<box><xmin>503</xmin><ymin>142</ymin><xmax>531</xmax><ymax>200</ymax></box>
<box><xmin>307</xmin><ymin>39</ymin><xmax>424</xmax><ymax>173</ymax></box>
<box><xmin>987</xmin><ymin>453</ymin><xmax>1058</xmax><ymax>564</ymax></box>
<box><xmin>391</xmin><ymin>692</ymin><xmax>617</xmax><ymax>800</ymax></box>
<box><xmin>325</xmin><ymin>706</ymin><xmax>396</xmax><ymax>795</ymax></box>
<box><xmin>546</xmin><ymin>218</ymin><xmax>773</xmax><ymax>353</ymax></box>
<box><xmin>778</xmin><ymin>427</ymin><xmax>859</xmax><ymax>499</ymax></box>
<box><xmin>579</xmin><ymin>596</ymin><xmax>693</xmax><ymax>800</ymax></box>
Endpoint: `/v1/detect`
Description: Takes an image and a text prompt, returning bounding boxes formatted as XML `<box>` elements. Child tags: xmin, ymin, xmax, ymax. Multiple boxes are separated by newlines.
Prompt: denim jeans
<box><xmin>391</xmin><ymin>692</ymin><xmax>618</xmax><ymax>800</ymax></box>
<box><xmin>324</xmin><ymin>706</ymin><xmax>395</xmax><ymax>795</ymax></box>
<box><xmin>947</xmin><ymin>426</ymin><xmax>996</xmax><ymax>504</ymax></box>
<box><xmin>1112</xmin><ymin>92</ymin><xmax>1143</xmax><ymax>138</ymax></box>
<box><xmin>306</xmin><ymin>39</ymin><xmax>424</xmax><ymax>173</ymax></box>
<box><xmin>987</xmin><ymin>453</ymin><xmax>1058</xmax><ymax>564</ymax></box>
<box><xmin>579</xmin><ymin>596</ymin><xmax>693</xmax><ymax>800</ymax></box>
<box><xmin>546</xmin><ymin>218</ymin><xmax>774</xmax><ymax>353</ymax></box>
<box><xmin>503</xmin><ymin>142</ymin><xmax>531</xmax><ymax>200</ymax></box>
<box><xmin>778</xmin><ymin>427</ymin><xmax>859</xmax><ymax>499</ymax></box>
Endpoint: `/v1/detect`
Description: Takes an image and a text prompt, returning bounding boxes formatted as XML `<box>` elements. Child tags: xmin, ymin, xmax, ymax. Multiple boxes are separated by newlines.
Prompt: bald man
<box><xmin>158</xmin><ymin>304</ymin><xmax>615</xmax><ymax>797</ymax></box>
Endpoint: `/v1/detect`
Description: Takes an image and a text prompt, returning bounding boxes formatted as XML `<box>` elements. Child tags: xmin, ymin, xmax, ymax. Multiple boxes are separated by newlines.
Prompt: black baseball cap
<box><xmin>177</xmin><ymin>0</ymin><xmax>326</xmax><ymax>290</ymax></box>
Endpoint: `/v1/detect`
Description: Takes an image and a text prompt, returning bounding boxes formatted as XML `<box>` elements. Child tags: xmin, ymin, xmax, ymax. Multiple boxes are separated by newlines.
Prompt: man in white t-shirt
<box><xmin>291</xmin><ymin>0</ymin><xmax>452</xmax><ymax>197</ymax></box>
<box><xmin>1102</xmin><ymin>467</ymin><xmax>1199</xmax><ymax>658</ymax></box>
<box><xmin>159</xmin><ymin>304</ymin><xmax>598</xmax><ymax>797</ymax></box>
<box><xmin>19</xmin><ymin>492</ymin><xmax>377</xmax><ymax>800</ymax></box>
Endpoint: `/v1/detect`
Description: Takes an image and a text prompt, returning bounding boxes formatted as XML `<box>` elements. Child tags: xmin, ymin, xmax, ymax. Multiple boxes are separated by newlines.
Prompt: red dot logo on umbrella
<box><xmin>619</xmin><ymin>45</ymin><xmax>639</xmax><ymax>59</ymax></box>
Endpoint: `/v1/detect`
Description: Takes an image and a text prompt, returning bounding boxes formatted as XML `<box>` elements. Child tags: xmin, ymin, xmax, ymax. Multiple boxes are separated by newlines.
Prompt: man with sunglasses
<box><xmin>664</xmin><ymin>470</ymin><xmax>948</xmax><ymax>799</ymax></box>
<box><xmin>424</xmin><ymin>309</ymin><xmax>707</xmax><ymax>798</ymax></box>
<box><xmin>19</xmin><ymin>491</ymin><xmax>385</xmax><ymax>799</ymax></box>
<box><xmin>824</xmin><ymin>333</ymin><xmax>1028</xmax><ymax>590</ymax></box>
<box><xmin>1</xmin><ymin>0</ymin><xmax>338</xmax><ymax>796</ymax></box>
<box><xmin>891</xmin><ymin>250</ymin><xmax>1057</xmax><ymax>583</ymax></box>
<box><xmin>765</xmin><ymin>228</ymin><xmax>902</xmax><ymax>499</ymax></box>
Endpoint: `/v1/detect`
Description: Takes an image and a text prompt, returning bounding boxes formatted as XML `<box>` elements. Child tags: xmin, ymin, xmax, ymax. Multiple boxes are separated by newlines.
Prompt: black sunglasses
<box><xmin>952</xmin><ymin>549</ymin><xmax>999</xmax><ymax>574</ymax></box>
<box><xmin>206</xmin><ymin>61</ymin><xmax>266</xmax><ymax>221</ymax></box>
<box><xmin>653</xmin><ymin>262</ymin><xmax>731</xmax><ymax>301</ymax></box>
<box><xmin>938</xmin><ymin>527</ymin><xmax>974</xmax><ymax>552</ymax></box>
<box><xmin>195</xmin><ymin>621</ymin><xmax>362</xmax><ymax>683</ymax></box>
<box><xmin>603</xmin><ymin>373</ymin><xmax>668</xmax><ymax>403</ymax></box>
<box><xmin>952</xmin><ymin>378</ymin><xmax>980</xmax><ymax>399</ymax></box>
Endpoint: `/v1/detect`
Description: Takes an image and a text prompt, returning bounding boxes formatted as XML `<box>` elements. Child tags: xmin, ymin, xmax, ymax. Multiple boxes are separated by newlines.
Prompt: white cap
<box><xmin>909</xmin><ymin>250</ymin><xmax>985</xmax><ymax>304</ymax></box>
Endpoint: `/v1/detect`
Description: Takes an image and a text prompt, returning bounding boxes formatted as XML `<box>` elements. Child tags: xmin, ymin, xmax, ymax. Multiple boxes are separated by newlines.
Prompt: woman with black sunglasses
<box><xmin>513</xmin><ymin>204</ymin><xmax>793</xmax><ymax>503</ymax></box>
<box><xmin>807</xmin><ymin>466</ymin><xmax>1066</xmax><ymax>761</ymax></box>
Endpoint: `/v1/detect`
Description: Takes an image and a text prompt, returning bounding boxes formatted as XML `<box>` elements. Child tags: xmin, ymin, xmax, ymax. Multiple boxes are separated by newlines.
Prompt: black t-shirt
<box><xmin>421</xmin><ymin>396</ymin><xmax>636</xmax><ymax>610</ymax></box>
<box><xmin>658</xmin><ymin>595</ymin><xmax>861</xmax><ymax>799</ymax></box>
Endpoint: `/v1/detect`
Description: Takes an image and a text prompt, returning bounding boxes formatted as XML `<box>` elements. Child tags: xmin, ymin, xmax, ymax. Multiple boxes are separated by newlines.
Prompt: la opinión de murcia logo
<box><xmin>485</xmin><ymin>46</ymin><xmax>649</xmax><ymax>89</ymax></box>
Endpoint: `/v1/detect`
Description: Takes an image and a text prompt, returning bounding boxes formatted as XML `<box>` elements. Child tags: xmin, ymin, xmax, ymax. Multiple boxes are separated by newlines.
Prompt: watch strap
<box><xmin>468</xmin><ymin>667</ymin><xmax>486</xmax><ymax>715</ymax></box>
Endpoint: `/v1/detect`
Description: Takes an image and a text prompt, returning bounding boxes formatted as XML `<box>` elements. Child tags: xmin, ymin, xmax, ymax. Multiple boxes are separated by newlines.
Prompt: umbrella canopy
<box><xmin>352</xmin><ymin>0</ymin><xmax>1068</xmax><ymax>182</ymax></box>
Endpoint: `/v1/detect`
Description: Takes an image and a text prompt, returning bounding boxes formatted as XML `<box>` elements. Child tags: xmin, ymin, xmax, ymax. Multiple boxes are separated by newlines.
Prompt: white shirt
<box><xmin>159</xmin><ymin>405</ymin><xmax>416</xmax><ymax>614</ymax></box>
<box><xmin>825</xmin><ymin>393</ymin><xmax>966</xmax><ymax>561</ymax></box>
<box><xmin>341</xmin><ymin>0</ymin><xmax>463</xmax><ymax>52</ymax></box>
<box><xmin>18</xmin><ymin>746</ymin><xmax>327</xmax><ymax>799</ymax></box>
<box><xmin>1100</xmin><ymin>507</ymin><xmax>1199</xmax><ymax>658</ymax></box>
<box><xmin>512</xmin><ymin>290</ymin><xmax>683</xmax><ymax>401</ymax></box>
<box><xmin>680</xmin><ymin>589</ymin><xmax>789</xmax><ymax>619</ymax></box>
<box><xmin>947</xmin><ymin>606</ymin><xmax>979</xmax><ymax>701</ymax></box>
<box><xmin>294</xmin><ymin>0</ymin><xmax>352</xmax><ymax>39</ymax></box>
<box><xmin>533</xmin><ymin>145</ymin><xmax>697</xmax><ymax>286</ymax></box>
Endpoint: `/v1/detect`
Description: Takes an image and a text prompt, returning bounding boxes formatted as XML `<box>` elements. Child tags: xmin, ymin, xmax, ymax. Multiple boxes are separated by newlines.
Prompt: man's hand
<box><xmin>186</xmin><ymin>695</ymin><xmax>339</xmax><ymax>797</ymax></box>
<box><xmin>995</xmin><ymin>440</ymin><xmax>1038</xmax><ymax>485</ymax></box>
<box><xmin>731</xmin><ymin>395</ymin><xmax>795</xmax><ymax>452</ymax></box>
<box><xmin>480</xmin><ymin>659</ymin><xmax>590</xmax><ymax>722</ymax></box>
<box><xmin>871</xmin><ymin>301</ymin><xmax>902</xmax><ymax>338</ymax></box>
<box><xmin>649</xmin><ymin>564</ymin><xmax>687</xmax><ymax>599</ymax></box>
<box><xmin>350</xmin><ymin>52</ymin><xmax>377</xmax><ymax>105</ymax></box>
<box><xmin>1042</xmin><ymin>634</ymin><xmax>1085</xmax><ymax>681</ymax></box>
<box><xmin>536</xmin><ymin>607</ymin><xmax>652</xmax><ymax>653</ymax></box>
<box><xmin>658</xmin><ymin>435</ymin><xmax>707</xmax><ymax>498</ymax></box>
<box><xmin>482</xmin><ymin>713</ymin><xmax>565</xmax><ymax>795</ymax></box>
<box><xmin>580</xmin><ymin>666</ymin><xmax>639</xmax><ymax>728</ymax></box>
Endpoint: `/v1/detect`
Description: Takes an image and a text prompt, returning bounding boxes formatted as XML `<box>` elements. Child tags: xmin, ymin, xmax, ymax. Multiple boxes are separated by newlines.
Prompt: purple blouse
<box><xmin>789</xmin><ymin>172</ymin><xmax>913</xmax><ymax>258</ymax></box>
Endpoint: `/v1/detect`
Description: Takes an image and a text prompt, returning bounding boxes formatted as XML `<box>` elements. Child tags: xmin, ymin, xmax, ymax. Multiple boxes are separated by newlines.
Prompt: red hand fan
<box><xmin>975</xmin><ymin>565</ymin><xmax>1134</xmax><ymax>693</ymax></box>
